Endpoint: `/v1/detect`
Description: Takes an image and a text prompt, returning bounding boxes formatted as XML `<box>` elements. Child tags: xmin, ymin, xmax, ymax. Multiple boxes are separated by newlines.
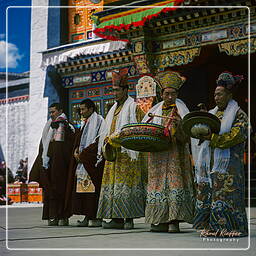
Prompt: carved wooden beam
<box><xmin>218</xmin><ymin>38</ymin><xmax>256</xmax><ymax>56</ymax></box>
<box><xmin>154</xmin><ymin>47</ymin><xmax>201</xmax><ymax>69</ymax></box>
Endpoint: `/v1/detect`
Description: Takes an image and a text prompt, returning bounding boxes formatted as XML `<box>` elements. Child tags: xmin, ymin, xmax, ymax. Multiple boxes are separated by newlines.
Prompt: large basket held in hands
<box><xmin>119</xmin><ymin>123</ymin><xmax>171</xmax><ymax>152</ymax></box>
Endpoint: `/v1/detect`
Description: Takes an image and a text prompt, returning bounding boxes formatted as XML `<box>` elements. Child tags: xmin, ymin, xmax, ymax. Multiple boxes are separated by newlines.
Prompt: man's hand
<box><xmin>109</xmin><ymin>132</ymin><xmax>121</xmax><ymax>147</ymax></box>
<box><xmin>104</xmin><ymin>136</ymin><xmax>109</xmax><ymax>144</ymax></box>
<box><xmin>74</xmin><ymin>147</ymin><xmax>81</xmax><ymax>162</ymax></box>
<box><xmin>200</xmin><ymin>132</ymin><xmax>212</xmax><ymax>141</ymax></box>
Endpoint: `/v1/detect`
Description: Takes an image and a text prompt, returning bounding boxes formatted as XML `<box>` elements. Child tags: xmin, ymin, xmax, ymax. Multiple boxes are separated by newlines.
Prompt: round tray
<box><xmin>119</xmin><ymin>123</ymin><xmax>171</xmax><ymax>152</ymax></box>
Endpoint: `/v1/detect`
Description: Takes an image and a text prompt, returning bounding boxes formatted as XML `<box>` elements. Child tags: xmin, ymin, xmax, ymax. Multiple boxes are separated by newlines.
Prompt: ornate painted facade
<box><xmin>32</xmin><ymin>2</ymin><xmax>255</xmax><ymax>203</ymax></box>
<box><xmin>49</xmin><ymin>0</ymin><xmax>255</xmax><ymax>126</ymax></box>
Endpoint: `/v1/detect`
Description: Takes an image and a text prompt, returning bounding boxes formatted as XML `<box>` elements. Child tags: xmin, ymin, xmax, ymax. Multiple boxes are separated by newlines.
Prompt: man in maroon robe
<box><xmin>64</xmin><ymin>99</ymin><xmax>105</xmax><ymax>227</ymax></box>
<box><xmin>29</xmin><ymin>103</ymin><xmax>75</xmax><ymax>226</ymax></box>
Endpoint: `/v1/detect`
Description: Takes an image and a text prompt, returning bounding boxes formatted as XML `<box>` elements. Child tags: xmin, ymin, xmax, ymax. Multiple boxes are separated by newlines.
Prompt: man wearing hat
<box><xmin>193</xmin><ymin>72</ymin><xmax>248</xmax><ymax>237</ymax></box>
<box><xmin>97</xmin><ymin>68</ymin><xmax>147</xmax><ymax>229</ymax></box>
<box><xmin>142</xmin><ymin>71</ymin><xmax>195</xmax><ymax>233</ymax></box>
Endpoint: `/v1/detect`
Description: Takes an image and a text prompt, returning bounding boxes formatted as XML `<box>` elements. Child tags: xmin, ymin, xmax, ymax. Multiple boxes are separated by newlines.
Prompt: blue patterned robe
<box><xmin>193</xmin><ymin>108</ymin><xmax>248</xmax><ymax>236</ymax></box>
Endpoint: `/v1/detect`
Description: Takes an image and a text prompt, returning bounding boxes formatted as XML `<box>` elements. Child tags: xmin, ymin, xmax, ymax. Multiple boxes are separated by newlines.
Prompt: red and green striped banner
<box><xmin>94</xmin><ymin>0</ymin><xmax>185</xmax><ymax>41</ymax></box>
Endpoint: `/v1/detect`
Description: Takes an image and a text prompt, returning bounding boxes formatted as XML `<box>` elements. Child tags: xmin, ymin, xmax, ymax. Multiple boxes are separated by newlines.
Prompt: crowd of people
<box><xmin>0</xmin><ymin>161</ymin><xmax>14</xmax><ymax>205</ymax></box>
<box><xmin>0</xmin><ymin>158</ymin><xmax>28</xmax><ymax>205</ymax></box>
<box><xmin>29</xmin><ymin>69</ymin><xmax>249</xmax><ymax>238</ymax></box>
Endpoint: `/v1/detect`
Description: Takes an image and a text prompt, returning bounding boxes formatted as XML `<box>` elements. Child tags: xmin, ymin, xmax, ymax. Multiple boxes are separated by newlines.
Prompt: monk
<box><xmin>97</xmin><ymin>69</ymin><xmax>147</xmax><ymax>230</ymax></box>
<box><xmin>30</xmin><ymin>103</ymin><xmax>75</xmax><ymax>226</ymax></box>
<box><xmin>64</xmin><ymin>99</ymin><xmax>105</xmax><ymax>227</ymax></box>
<box><xmin>142</xmin><ymin>71</ymin><xmax>195</xmax><ymax>233</ymax></box>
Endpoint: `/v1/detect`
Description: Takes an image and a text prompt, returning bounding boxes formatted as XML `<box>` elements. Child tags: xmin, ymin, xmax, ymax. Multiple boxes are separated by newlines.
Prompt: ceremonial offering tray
<box><xmin>182</xmin><ymin>111</ymin><xmax>221</xmax><ymax>139</ymax></box>
<box><xmin>119</xmin><ymin>123</ymin><xmax>171</xmax><ymax>152</ymax></box>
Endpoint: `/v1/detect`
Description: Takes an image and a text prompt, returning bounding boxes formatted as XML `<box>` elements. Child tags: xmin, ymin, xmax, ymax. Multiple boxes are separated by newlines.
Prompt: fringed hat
<box><xmin>112</xmin><ymin>68</ymin><xmax>128</xmax><ymax>88</ymax></box>
<box><xmin>216</xmin><ymin>71</ymin><xmax>244</xmax><ymax>91</ymax></box>
<box><xmin>156</xmin><ymin>71</ymin><xmax>186</xmax><ymax>90</ymax></box>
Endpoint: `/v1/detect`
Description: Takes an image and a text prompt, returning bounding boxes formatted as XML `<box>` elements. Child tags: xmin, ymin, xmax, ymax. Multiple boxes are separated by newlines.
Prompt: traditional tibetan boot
<box><xmin>168</xmin><ymin>221</ymin><xmax>180</xmax><ymax>233</ymax></box>
<box><xmin>88</xmin><ymin>219</ymin><xmax>102</xmax><ymax>227</ymax></box>
<box><xmin>77</xmin><ymin>216</ymin><xmax>89</xmax><ymax>227</ymax></box>
<box><xmin>59</xmin><ymin>218</ymin><xmax>69</xmax><ymax>226</ymax></box>
<box><xmin>150</xmin><ymin>223</ymin><xmax>168</xmax><ymax>232</ymax></box>
<box><xmin>124</xmin><ymin>218</ymin><xmax>134</xmax><ymax>230</ymax></box>
<box><xmin>102</xmin><ymin>219</ymin><xmax>124</xmax><ymax>229</ymax></box>
<box><xmin>48</xmin><ymin>218</ymin><xmax>59</xmax><ymax>226</ymax></box>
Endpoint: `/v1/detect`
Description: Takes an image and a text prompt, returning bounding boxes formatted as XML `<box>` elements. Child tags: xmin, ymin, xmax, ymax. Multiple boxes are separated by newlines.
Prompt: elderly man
<box><xmin>142</xmin><ymin>71</ymin><xmax>195</xmax><ymax>233</ymax></box>
<box><xmin>29</xmin><ymin>103</ymin><xmax>75</xmax><ymax>226</ymax></box>
<box><xmin>97</xmin><ymin>69</ymin><xmax>147</xmax><ymax>230</ymax></box>
<box><xmin>193</xmin><ymin>72</ymin><xmax>248</xmax><ymax>237</ymax></box>
<box><xmin>64</xmin><ymin>99</ymin><xmax>105</xmax><ymax>227</ymax></box>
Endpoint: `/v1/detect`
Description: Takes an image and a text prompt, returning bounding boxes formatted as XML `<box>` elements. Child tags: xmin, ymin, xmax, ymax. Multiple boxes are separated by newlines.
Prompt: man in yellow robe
<box><xmin>97</xmin><ymin>69</ymin><xmax>147</xmax><ymax>229</ymax></box>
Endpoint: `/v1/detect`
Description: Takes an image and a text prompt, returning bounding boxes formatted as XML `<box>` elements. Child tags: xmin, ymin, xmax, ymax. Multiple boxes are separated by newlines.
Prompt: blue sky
<box><xmin>0</xmin><ymin>0</ymin><xmax>31</xmax><ymax>73</ymax></box>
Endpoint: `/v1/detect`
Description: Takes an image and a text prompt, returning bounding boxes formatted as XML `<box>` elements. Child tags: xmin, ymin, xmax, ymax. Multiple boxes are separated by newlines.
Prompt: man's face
<box><xmin>161</xmin><ymin>87</ymin><xmax>178</xmax><ymax>105</ymax></box>
<box><xmin>80</xmin><ymin>104</ymin><xmax>93</xmax><ymax>119</ymax></box>
<box><xmin>0</xmin><ymin>175</ymin><xmax>4</xmax><ymax>183</ymax></box>
<box><xmin>1</xmin><ymin>161</ymin><xmax>5</xmax><ymax>168</ymax></box>
<box><xmin>214</xmin><ymin>86</ymin><xmax>232</xmax><ymax>110</ymax></box>
<box><xmin>112</xmin><ymin>85</ymin><xmax>128</xmax><ymax>102</ymax></box>
<box><xmin>49</xmin><ymin>107</ymin><xmax>62</xmax><ymax>121</ymax></box>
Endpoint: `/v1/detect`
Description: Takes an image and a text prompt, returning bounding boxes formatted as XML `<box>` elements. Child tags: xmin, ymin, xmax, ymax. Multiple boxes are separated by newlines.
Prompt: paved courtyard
<box><xmin>0</xmin><ymin>204</ymin><xmax>255</xmax><ymax>256</ymax></box>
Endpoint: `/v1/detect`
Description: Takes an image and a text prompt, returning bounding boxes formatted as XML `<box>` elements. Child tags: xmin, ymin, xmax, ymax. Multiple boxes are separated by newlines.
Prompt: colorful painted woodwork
<box><xmin>68</xmin><ymin>0</ymin><xmax>103</xmax><ymax>42</ymax></box>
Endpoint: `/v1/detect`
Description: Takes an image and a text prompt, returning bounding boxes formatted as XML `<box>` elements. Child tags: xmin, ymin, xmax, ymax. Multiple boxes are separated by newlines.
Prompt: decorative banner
<box><xmin>218</xmin><ymin>38</ymin><xmax>256</xmax><ymax>56</ymax></box>
<box><xmin>93</xmin><ymin>0</ymin><xmax>185</xmax><ymax>41</ymax></box>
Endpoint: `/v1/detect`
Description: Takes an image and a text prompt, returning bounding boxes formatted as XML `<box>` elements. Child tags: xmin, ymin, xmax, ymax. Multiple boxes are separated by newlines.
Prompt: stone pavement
<box><xmin>0</xmin><ymin>204</ymin><xmax>255</xmax><ymax>256</ymax></box>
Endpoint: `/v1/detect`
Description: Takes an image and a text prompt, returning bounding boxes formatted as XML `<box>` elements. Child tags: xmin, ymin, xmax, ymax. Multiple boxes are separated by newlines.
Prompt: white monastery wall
<box><xmin>28</xmin><ymin>1</ymin><xmax>49</xmax><ymax>171</ymax></box>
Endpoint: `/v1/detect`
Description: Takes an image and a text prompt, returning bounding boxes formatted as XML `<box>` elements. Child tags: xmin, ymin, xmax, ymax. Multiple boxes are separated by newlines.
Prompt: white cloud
<box><xmin>0</xmin><ymin>34</ymin><xmax>5</xmax><ymax>39</ymax></box>
<box><xmin>0</xmin><ymin>41</ymin><xmax>23</xmax><ymax>68</ymax></box>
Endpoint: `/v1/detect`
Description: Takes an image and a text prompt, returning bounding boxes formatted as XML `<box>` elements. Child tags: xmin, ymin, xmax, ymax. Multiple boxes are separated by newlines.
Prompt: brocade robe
<box><xmin>193</xmin><ymin>108</ymin><xmax>248</xmax><ymax>236</ymax></box>
<box><xmin>145</xmin><ymin>105</ymin><xmax>195</xmax><ymax>224</ymax></box>
<box><xmin>97</xmin><ymin>104</ymin><xmax>147</xmax><ymax>219</ymax></box>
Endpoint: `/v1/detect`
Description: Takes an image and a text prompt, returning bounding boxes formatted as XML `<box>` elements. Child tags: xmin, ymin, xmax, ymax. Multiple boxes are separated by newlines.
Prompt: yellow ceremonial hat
<box><xmin>156</xmin><ymin>71</ymin><xmax>186</xmax><ymax>90</ymax></box>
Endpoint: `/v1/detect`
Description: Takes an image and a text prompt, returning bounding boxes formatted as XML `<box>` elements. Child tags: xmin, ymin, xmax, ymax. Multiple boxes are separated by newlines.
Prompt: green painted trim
<box><xmin>97</xmin><ymin>3</ymin><xmax>175</xmax><ymax>29</ymax></box>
